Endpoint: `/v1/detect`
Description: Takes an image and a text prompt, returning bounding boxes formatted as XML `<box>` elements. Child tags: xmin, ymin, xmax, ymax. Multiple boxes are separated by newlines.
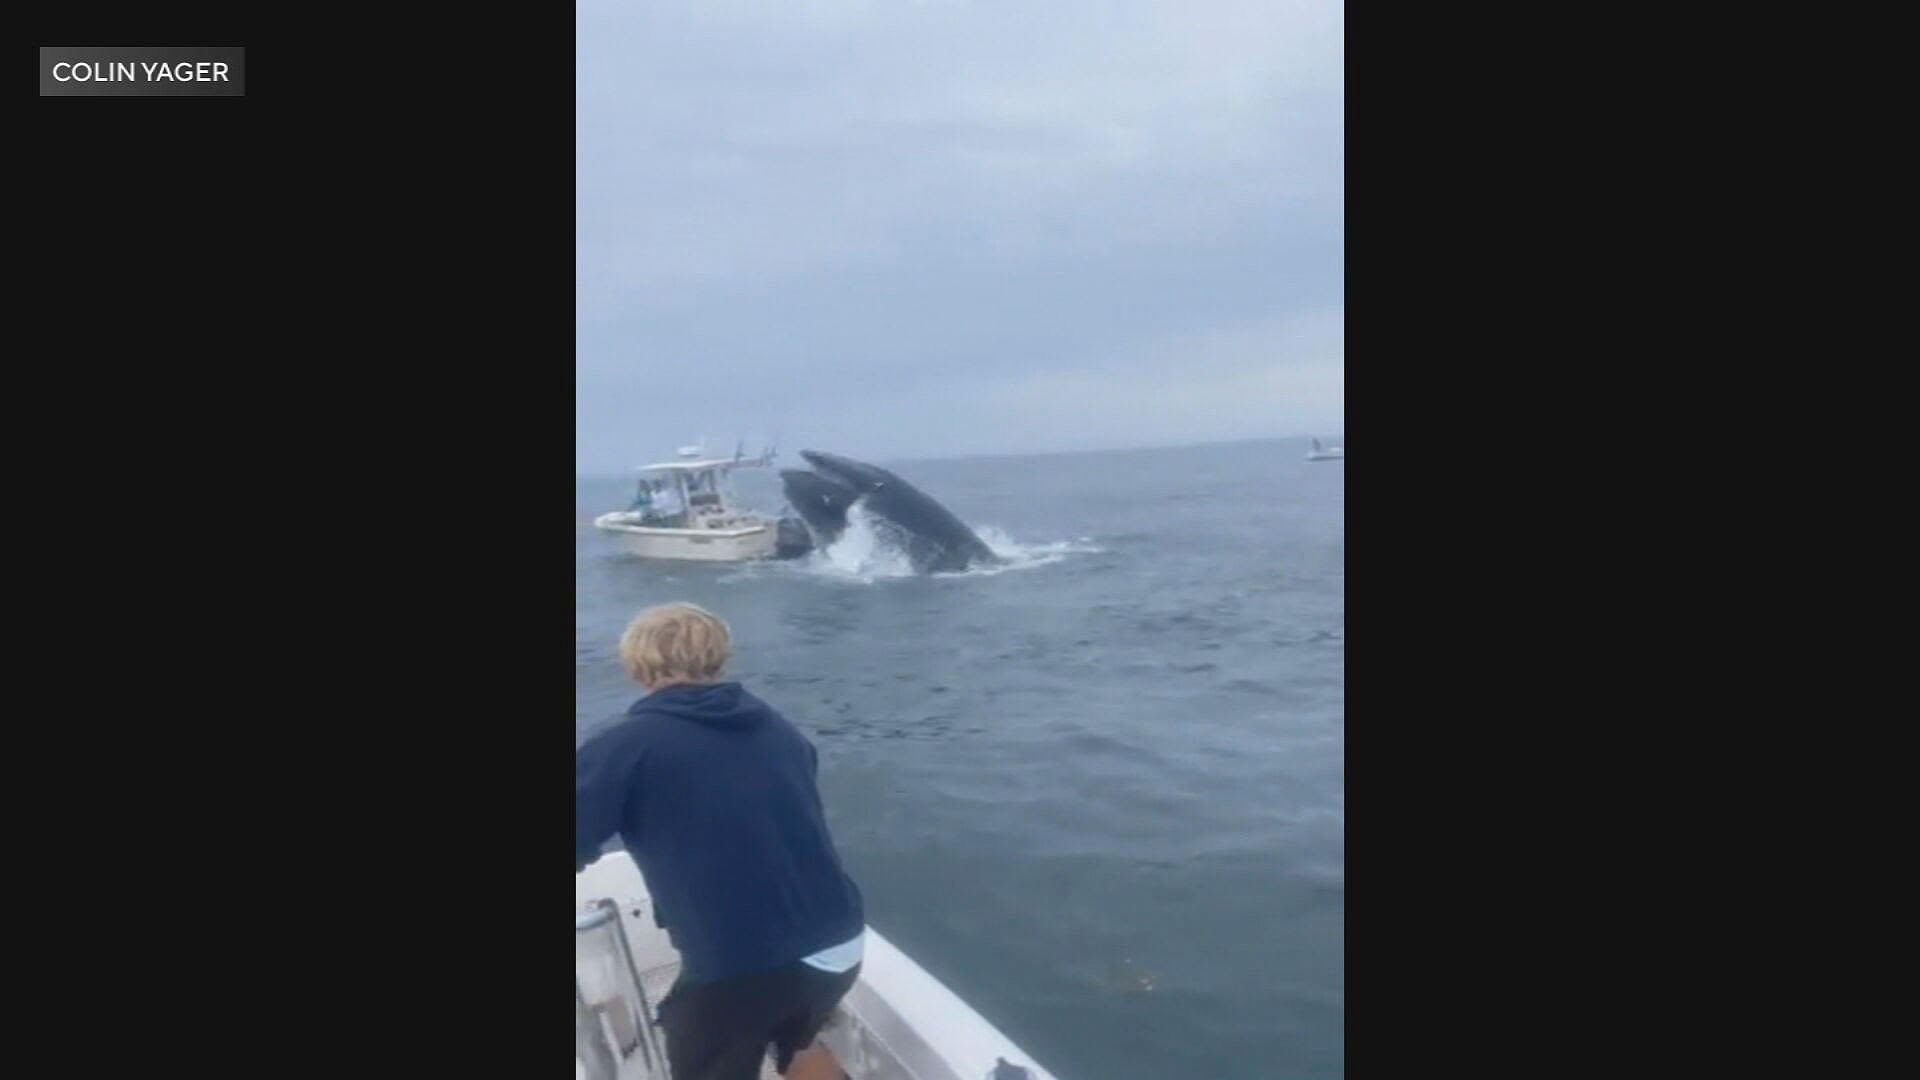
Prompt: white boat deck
<box><xmin>577</xmin><ymin>852</ymin><xmax>1057</xmax><ymax>1080</ymax></box>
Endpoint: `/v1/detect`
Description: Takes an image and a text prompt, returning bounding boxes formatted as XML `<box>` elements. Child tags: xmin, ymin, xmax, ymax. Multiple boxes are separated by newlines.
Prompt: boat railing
<box><xmin>576</xmin><ymin>900</ymin><xmax>667</xmax><ymax>1079</ymax></box>
<box><xmin>575</xmin><ymin>852</ymin><xmax>1059</xmax><ymax>1080</ymax></box>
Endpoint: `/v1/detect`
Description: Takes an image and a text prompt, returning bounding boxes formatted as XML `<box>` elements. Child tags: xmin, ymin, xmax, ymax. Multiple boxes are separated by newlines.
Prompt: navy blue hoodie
<box><xmin>574</xmin><ymin>682</ymin><xmax>864</xmax><ymax>984</ymax></box>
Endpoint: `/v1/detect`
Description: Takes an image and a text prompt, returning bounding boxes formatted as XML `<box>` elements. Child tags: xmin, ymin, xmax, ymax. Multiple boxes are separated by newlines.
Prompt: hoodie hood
<box><xmin>631</xmin><ymin>681</ymin><xmax>769</xmax><ymax>730</ymax></box>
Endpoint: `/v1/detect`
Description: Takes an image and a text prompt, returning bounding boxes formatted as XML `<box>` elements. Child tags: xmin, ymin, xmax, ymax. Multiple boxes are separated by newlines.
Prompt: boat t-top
<box><xmin>1306</xmin><ymin>437</ymin><xmax>1345</xmax><ymax>461</ymax></box>
<box><xmin>594</xmin><ymin>444</ymin><xmax>810</xmax><ymax>562</ymax></box>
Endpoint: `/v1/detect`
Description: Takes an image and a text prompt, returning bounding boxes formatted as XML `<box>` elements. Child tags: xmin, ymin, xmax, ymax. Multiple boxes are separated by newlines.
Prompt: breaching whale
<box><xmin>777</xmin><ymin>468</ymin><xmax>860</xmax><ymax>548</ymax></box>
<box><xmin>779</xmin><ymin>450</ymin><xmax>1004</xmax><ymax>573</ymax></box>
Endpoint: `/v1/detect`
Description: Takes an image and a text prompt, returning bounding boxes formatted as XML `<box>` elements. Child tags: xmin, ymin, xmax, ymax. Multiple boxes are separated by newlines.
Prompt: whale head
<box><xmin>798</xmin><ymin>450</ymin><xmax>894</xmax><ymax>494</ymax></box>
<box><xmin>780</xmin><ymin>469</ymin><xmax>859</xmax><ymax>512</ymax></box>
<box><xmin>780</xmin><ymin>468</ymin><xmax>860</xmax><ymax>543</ymax></box>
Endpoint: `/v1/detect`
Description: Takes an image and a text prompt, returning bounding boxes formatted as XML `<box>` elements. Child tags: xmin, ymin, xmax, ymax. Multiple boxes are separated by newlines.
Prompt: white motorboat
<box><xmin>1306</xmin><ymin>438</ymin><xmax>1344</xmax><ymax>462</ymax></box>
<box><xmin>576</xmin><ymin>850</ymin><xmax>1059</xmax><ymax>1080</ymax></box>
<box><xmin>595</xmin><ymin>447</ymin><xmax>806</xmax><ymax>563</ymax></box>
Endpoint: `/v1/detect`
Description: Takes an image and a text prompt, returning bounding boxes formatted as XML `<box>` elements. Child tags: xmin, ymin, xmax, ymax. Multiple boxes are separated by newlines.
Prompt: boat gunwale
<box><xmin>575</xmin><ymin>851</ymin><xmax>1059</xmax><ymax>1080</ymax></box>
<box><xmin>593</xmin><ymin>515</ymin><xmax>775</xmax><ymax>540</ymax></box>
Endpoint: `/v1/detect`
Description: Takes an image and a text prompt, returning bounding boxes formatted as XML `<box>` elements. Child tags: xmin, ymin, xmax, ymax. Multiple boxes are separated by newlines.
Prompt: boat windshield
<box><xmin>621</xmin><ymin>466</ymin><xmax>749</xmax><ymax>525</ymax></box>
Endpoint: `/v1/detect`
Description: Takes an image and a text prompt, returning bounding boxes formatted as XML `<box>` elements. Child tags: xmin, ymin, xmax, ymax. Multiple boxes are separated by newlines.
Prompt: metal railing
<box><xmin>576</xmin><ymin>899</ymin><xmax>666</xmax><ymax>1079</ymax></box>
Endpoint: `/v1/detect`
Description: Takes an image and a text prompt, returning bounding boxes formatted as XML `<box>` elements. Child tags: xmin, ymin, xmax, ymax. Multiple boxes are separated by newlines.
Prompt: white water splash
<box><xmin>770</xmin><ymin>502</ymin><xmax>1102</xmax><ymax>583</ymax></box>
<box><xmin>966</xmin><ymin>525</ymin><xmax>1104</xmax><ymax>576</ymax></box>
<box><xmin>812</xmin><ymin>502</ymin><xmax>916</xmax><ymax>580</ymax></box>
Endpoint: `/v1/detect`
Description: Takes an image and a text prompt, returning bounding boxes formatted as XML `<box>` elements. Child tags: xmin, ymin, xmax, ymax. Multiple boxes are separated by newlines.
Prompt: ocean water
<box><xmin>575</xmin><ymin>438</ymin><xmax>1344</xmax><ymax>1079</ymax></box>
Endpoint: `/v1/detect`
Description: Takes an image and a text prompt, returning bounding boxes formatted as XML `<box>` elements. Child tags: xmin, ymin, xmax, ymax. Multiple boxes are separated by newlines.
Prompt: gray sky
<box><xmin>577</xmin><ymin>0</ymin><xmax>1343</xmax><ymax>474</ymax></box>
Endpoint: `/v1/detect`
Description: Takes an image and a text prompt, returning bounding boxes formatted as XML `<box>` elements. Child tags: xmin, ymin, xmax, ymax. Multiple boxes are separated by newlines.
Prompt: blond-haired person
<box><xmin>576</xmin><ymin>604</ymin><xmax>864</xmax><ymax>1080</ymax></box>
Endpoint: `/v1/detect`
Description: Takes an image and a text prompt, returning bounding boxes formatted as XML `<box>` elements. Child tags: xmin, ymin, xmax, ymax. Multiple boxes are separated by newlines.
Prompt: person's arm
<box><xmin>576</xmin><ymin>726</ymin><xmax>644</xmax><ymax>872</ymax></box>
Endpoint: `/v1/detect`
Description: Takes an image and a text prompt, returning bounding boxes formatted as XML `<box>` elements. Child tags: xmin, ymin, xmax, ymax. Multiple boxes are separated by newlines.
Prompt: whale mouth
<box><xmin>798</xmin><ymin>449</ymin><xmax>887</xmax><ymax>492</ymax></box>
<box><xmin>759</xmin><ymin>449</ymin><xmax>1100</xmax><ymax>579</ymax></box>
<box><xmin>780</xmin><ymin>469</ymin><xmax>858</xmax><ymax>510</ymax></box>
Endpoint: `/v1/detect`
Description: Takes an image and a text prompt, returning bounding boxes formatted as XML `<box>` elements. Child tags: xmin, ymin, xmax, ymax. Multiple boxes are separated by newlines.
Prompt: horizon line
<box><xmin>573</xmin><ymin>430</ymin><xmax>1345</xmax><ymax>478</ymax></box>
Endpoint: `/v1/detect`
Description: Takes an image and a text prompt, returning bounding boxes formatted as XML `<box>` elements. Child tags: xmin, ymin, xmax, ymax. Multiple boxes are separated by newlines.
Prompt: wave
<box><xmin>730</xmin><ymin>502</ymin><xmax>1102</xmax><ymax>584</ymax></box>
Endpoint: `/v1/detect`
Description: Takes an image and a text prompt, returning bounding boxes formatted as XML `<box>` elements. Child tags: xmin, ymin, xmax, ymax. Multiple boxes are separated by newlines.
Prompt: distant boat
<box><xmin>1307</xmin><ymin>438</ymin><xmax>1344</xmax><ymax>461</ymax></box>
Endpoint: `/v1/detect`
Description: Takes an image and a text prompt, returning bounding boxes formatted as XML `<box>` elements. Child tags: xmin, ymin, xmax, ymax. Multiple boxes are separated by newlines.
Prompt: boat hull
<box><xmin>594</xmin><ymin>514</ymin><xmax>780</xmax><ymax>562</ymax></box>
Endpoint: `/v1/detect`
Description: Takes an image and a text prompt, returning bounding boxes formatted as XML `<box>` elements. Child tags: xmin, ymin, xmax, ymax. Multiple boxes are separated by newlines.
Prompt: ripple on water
<box><xmin>575</xmin><ymin>442</ymin><xmax>1344</xmax><ymax>1080</ymax></box>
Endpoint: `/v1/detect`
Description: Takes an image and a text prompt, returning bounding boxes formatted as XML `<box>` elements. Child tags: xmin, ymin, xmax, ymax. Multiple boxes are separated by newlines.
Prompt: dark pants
<box><xmin>658</xmin><ymin>960</ymin><xmax>861</xmax><ymax>1080</ymax></box>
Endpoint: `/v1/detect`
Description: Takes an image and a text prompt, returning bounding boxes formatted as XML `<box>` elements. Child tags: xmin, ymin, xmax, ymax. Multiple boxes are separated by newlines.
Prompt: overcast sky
<box><xmin>577</xmin><ymin>0</ymin><xmax>1343</xmax><ymax>474</ymax></box>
